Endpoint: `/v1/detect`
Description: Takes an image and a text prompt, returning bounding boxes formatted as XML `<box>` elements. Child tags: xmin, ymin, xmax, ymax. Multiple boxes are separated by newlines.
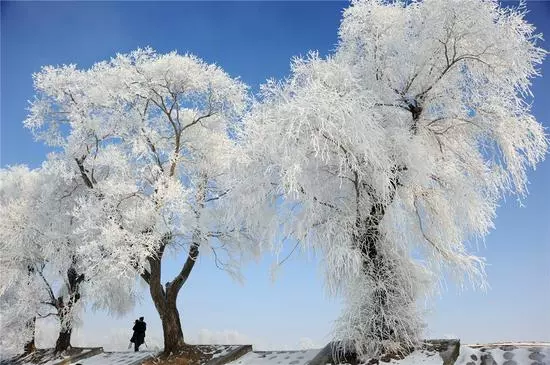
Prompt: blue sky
<box><xmin>1</xmin><ymin>1</ymin><xmax>549</xmax><ymax>350</ymax></box>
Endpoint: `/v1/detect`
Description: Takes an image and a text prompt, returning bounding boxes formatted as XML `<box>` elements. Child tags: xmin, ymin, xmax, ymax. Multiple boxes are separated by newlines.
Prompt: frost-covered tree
<box><xmin>0</xmin><ymin>162</ymin><xmax>137</xmax><ymax>353</ymax></box>
<box><xmin>24</xmin><ymin>49</ymin><xmax>253</xmax><ymax>353</ymax></box>
<box><xmin>242</xmin><ymin>0</ymin><xmax>547</xmax><ymax>359</ymax></box>
<box><xmin>0</xmin><ymin>166</ymin><xmax>48</xmax><ymax>354</ymax></box>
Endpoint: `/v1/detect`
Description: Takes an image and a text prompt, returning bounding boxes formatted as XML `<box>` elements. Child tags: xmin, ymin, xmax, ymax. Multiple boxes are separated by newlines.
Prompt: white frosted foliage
<box><xmin>240</xmin><ymin>0</ymin><xmax>547</xmax><ymax>359</ymax></box>
<box><xmin>15</xmin><ymin>48</ymin><xmax>256</xmax><ymax>352</ymax></box>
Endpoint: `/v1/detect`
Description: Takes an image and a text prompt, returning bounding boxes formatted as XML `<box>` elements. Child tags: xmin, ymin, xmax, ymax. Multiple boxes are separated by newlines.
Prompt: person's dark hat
<box><xmin>139</xmin><ymin>317</ymin><xmax>144</xmax><ymax>321</ymax></box>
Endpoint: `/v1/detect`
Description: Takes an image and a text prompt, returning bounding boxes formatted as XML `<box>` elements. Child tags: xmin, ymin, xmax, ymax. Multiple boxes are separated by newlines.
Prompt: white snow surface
<box><xmin>208</xmin><ymin>345</ymin><xmax>241</xmax><ymax>359</ymax></box>
<box><xmin>223</xmin><ymin>348</ymin><xmax>442</xmax><ymax>365</ymax></box>
<box><xmin>69</xmin><ymin>351</ymin><xmax>155</xmax><ymax>365</ymax></box>
<box><xmin>224</xmin><ymin>345</ymin><xmax>549</xmax><ymax>365</ymax></box>
<box><xmin>385</xmin><ymin>349</ymin><xmax>442</xmax><ymax>365</ymax></box>
<box><xmin>6</xmin><ymin>344</ymin><xmax>549</xmax><ymax>364</ymax></box>
<box><xmin>389</xmin><ymin>345</ymin><xmax>550</xmax><ymax>365</ymax></box>
<box><xmin>454</xmin><ymin>345</ymin><xmax>549</xmax><ymax>365</ymax></box>
<box><xmin>226</xmin><ymin>349</ymin><xmax>321</xmax><ymax>365</ymax></box>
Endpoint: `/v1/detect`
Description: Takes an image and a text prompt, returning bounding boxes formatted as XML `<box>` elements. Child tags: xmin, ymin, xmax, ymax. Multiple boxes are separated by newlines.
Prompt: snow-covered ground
<box><xmin>455</xmin><ymin>344</ymin><xmax>549</xmax><ymax>365</ymax></box>
<box><xmin>2</xmin><ymin>343</ymin><xmax>548</xmax><ymax>364</ymax></box>
<box><xmin>223</xmin><ymin>348</ymin><xmax>443</xmax><ymax>365</ymax></box>
<box><xmin>207</xmin><ymin>345</ymin><xmax>243</xmax><ymax>360</ymax></box>
<box><xmin>377</xmin><ymin>345</ymin><xmax>549</xmax><ymax>365</ymax></box>
<box><xmin>224</xmin><ymin>344</ymin><xmax>549</xmax><ymax>365</ymax></box>
<box><xmin>385</xmin><ymin>349</ymin><xmax>443</xmax><ymax>365</ymax></box>
<box><xmin>68</xmin><ymin>351</ymin><xmax>155</xmax><ymax>365</ymax></box>
<box><xmin>226</xmin><ymin>349</ymin><xmax>321</xmax><ymax>365</ymax></box>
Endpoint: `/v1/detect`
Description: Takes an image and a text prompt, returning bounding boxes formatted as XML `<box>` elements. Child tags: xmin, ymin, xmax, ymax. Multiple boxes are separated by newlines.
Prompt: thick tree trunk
<box><xmin>357</xmin><ymin>203</ymin><xmax>395</xmax><ymax>342</ymax></box>
<box><xmin>146</xmin><ymin>239</ymin><xmax>201</xmax><ymax>354</ymax></box>
<box><xmin>54</xmin><ymin>304</ymin><xmax>73</xmax><ymax>353</ymax></box>
<box><xmin>159</xmin><ymin>299</ymin><xmax>185</xmax><ymax>353</ymax></box>
<box><xmin>23</xmin><ymin>318</ymin><xmax>36</xmax><ymax>354</ymax></box>
<box><xmin>148</xmin><ymin>275</ymin><xmax>186</xmax><ymax>353</ymax></box>
<box><xmin>24</xmin><ymin>267</ymin><xmax>37</xmax><ymax>354</ymax></box>
<box><xmin>54</xmin><ymin>329</ymin><xmax>72</xmax><ymax>353</ymax></box>
<box><xmin>351</xmin><ymin>171</ymin><xmax>403</xmax><ymax>353</ymax></box>
<box><xmin>53</xmin><ymin>266</ymin><xmax>84</xmax><ymax>353</ymax></box>
<box><xmin>24</xmin><ymin>339</ymin><xmax>36</xmax><ymax>354</ymax></box>
<box><xmin>143</xmin><ymin>180</ymin><xmax>205</xmax><ymax>355</ymax></box>
<box><xmin>148</xmin><ymin>253</ymin><xmax>190</xmax><ymax>354</ymax></box>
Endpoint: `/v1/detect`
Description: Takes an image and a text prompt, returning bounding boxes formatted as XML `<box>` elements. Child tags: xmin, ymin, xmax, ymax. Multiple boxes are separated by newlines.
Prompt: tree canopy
<box><xmin>14</xmin><ymin>49</ymin><xmax>254</xmax><ymax>353</ymax></box>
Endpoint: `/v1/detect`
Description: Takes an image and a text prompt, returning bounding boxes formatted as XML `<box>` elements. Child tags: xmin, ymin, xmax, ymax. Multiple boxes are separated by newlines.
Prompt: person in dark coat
<box><xmin>131</xmin><ymin>317</ymin><xmax>147</xmax><ymax>351</ymax></box>
<box><xmin>130</xmin><ymin>319</ymin><xmax>138</xmax><ymax>345</ymax></box>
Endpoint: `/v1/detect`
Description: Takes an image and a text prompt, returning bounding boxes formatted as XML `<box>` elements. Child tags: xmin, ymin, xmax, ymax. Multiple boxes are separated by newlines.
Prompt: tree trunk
<box><xmin>148</xmin><ymin>275</ymin><xmax>186</xmax><ymax>353</ymax></box>
<box><xmin>53</xmin><ymin>266</ymin><xmax>84</xmax><ymax>353</ymax></box>
<box><xmin>144</xmin><ymin>180</ymin><xmax>205</xmax><ymax>355</ymax></box>
<box><xmin>24</xmin><ymin>338</ymin><xmax>36</xmax><ymax>354</ymax></box>
<box><xmin>160</xmin><ymin>299</ymin><xmax>185</xmax><ymax>353</ymax></box>
<box><xmin>54</xmin><ymin>328</ymin><xmax>72</xmax><ymax>353</ymax></box>
<box><xmin>23</xmin><ymin>317</ymin><xmax>36</xmax><ymax>354</ymax></box>
<box><xmin>350</xmin><ymin>173</ymin><xmax>404</xmax><ymax>355</ymax></box>
<box><xmin>146</xmin><ymin>239</ymin><xmax>201</xmax><ymax>354</ymax></box>
<box><xmin>146</xmin><ymin>249</ymin><xmax>186</xmax><ymax>354</ymax></box>
<box><xmin>357</xmin><ymin>203</ymin><xmax>395</xmax><ymax>342</ymax></box>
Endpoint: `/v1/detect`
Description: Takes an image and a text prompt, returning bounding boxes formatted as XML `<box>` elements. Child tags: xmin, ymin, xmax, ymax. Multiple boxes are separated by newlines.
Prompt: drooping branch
<box><xmin>36</xmin><ymin>266</ymin><xmax>57</xmax><ymax>306</ymax></box>
<box><xmin>297</xmin><ymin>184</ymin><xmax>341</xmax><ymax>212</ymax></box>
<box><xmin>210</xmin><ymin>246</ymin><xmax>229</xmax><ymax>271</ymax></box>
<box><xmin>413</xmin><ymin>198</ymin><xmax>451</xmax><ymax>261</ymax></box>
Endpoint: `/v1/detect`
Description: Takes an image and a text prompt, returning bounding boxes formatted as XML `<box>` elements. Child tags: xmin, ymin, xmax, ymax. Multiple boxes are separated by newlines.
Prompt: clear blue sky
<box><xmin>1</xmin><ymin>1</ymin><xmax>549</xmax><ymax>350</ymax></box>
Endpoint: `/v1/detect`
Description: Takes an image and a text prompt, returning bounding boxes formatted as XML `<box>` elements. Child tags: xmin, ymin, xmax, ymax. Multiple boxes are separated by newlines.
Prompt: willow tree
<box><xmin>24</xmin><ymin>49</ymin><xmax>253</xmax><ymax>354</ymax></box>
<box><xmin>242</xmin><ymin>0</ymin><xmax>546</xmax><ymax>359</ymax></box>
<box><xmin>0</xmin><ymin>166</ymin><xmax>50</xmax><ymax>354</ymax></box>
<box><xmin>0</xmin><ymin>162</ymin><xmax>137</xmax><ymax>354</ymax></box>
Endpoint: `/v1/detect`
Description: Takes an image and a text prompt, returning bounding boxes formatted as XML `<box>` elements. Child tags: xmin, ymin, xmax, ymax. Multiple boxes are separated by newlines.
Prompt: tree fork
<box><xmin>147</xmin><ymin>263</ymin><xmax>188</xmax><ymax>353</ymax></box>
<box><xmin>146</xmin><ymin>235</ymin><xmax>201</xmax><ymax>354</ymax></box>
